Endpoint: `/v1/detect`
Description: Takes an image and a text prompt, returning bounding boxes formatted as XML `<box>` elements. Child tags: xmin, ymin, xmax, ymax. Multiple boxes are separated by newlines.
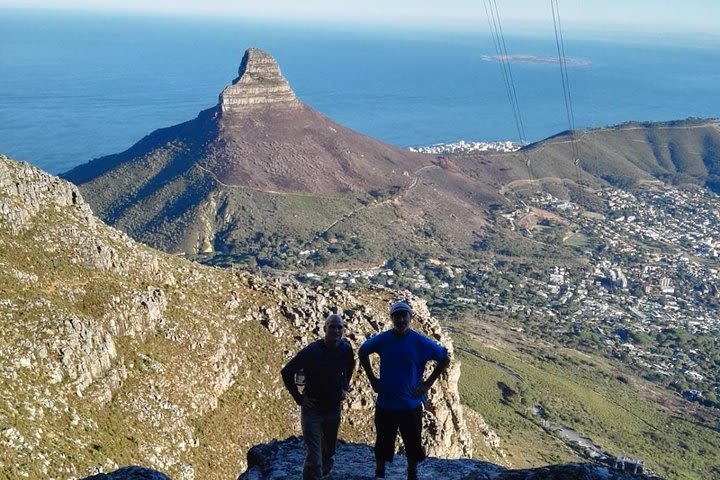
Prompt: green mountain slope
<box><xmin>453</xmin><ymin>316</ymin><xmax>720</xmax><ymax>480</ymax></box>
<box><xmin>521</xmin><ymin>119</ymin><xmax>720</xmax><ymax>190</ymax></box>
<box><xmin>63</xmin><ymin>113</ymin><xmax>720</xmax><ymax>269</ymax></box>
<box><xmin>0</xmin><ymin>155</ymin><xmax>470</xmax><ymax>478</ymax></box>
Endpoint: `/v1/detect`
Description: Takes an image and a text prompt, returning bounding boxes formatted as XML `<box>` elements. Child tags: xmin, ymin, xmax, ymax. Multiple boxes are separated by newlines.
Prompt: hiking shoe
<box><xmin>407</xmin><ymin>470</ymin><xmax>418</xmax><ymax>480</ymax></box>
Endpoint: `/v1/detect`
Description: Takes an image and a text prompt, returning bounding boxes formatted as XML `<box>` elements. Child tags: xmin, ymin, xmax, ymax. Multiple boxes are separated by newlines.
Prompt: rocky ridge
<box><xmin>0</xmin><ymin>155</ymin><xmax>479</xmax><ymax>479</ymax></box>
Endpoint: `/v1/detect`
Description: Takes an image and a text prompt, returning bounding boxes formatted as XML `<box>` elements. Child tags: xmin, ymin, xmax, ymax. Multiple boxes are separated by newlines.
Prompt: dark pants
<box><xmin>374</xmin><ymin>406</ymin><xmax>425</xmax><ymax>463</ymax></box>
<box><xmin>301</xmin><ymin>407</ymin><xmax>341</xmax><ymax>480</ymax></box>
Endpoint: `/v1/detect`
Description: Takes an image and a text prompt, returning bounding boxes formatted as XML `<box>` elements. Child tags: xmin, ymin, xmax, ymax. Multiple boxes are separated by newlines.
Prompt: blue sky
<box><xmin>1</xmin><ymin>0</ymin><xmax>719</xmax><ymax>35</ymax></box>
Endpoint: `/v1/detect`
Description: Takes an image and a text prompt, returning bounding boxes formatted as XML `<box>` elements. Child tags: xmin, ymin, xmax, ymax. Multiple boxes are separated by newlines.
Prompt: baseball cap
<box><xmin>390</xmin><ymin>301</ymin><xmax>413</xmax><ymax>315</ymax></box>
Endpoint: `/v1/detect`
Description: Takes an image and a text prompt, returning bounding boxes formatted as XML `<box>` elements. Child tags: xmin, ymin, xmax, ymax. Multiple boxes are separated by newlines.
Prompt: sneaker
<box><xmin>374</xmin><ymin>469</ymin><xmax>385</xmax><ymax>479</ymax></box>
<box><xmin>407</xmin><ymin>470</ymin><xmax>418</xmax><ymax>480</ymax></box>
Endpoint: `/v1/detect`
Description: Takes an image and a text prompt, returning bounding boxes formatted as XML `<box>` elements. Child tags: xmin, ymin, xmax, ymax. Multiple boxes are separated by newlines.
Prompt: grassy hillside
<box><xmin>1</xmin><ymin>156</ymin><xmax>470</xmax><ymax>479</ymax></box>
<box><xmin>451</xmin><ymin>316</ymin><xmax>720</xmax><ymax>480</ymax></box>
<box><xmin>0</xmin><ymin>160</ymin><xmax>297</xmax><ymax>478</ymax></box>
<box><xmin>74</xmin><ymin>119</ymin><xmax>720</xmax><ymax>274</ymax></box>
<box><xmin>524</xmin><ymin>119</ymin><xmax>720</xmax><ymax>190</ymax></box>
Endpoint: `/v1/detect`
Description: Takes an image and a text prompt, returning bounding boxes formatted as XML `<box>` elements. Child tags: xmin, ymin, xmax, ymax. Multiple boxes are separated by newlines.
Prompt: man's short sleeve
<box><xmin>359</xmin><ymin>333</ymin><xmax>381</xmax><ymax>356</ymax></box>
<box><xmin>422</xmin><ymin>335</ymin><xmax>448</xmax><ymax>362</ymax></box>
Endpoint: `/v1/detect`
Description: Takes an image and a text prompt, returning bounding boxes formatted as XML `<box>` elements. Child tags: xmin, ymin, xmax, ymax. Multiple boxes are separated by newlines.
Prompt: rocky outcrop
<box><xmin>0</xmin><ymin>154</ymin><xmax>91</xmax><ymax>233</ymax></box>
<box><xmin>81</xmin><ymin>466</ymin><xmax>171</xmax><ymax>480</ymax></box>
<box><xmin>1</xmin><ymin>156</ymin><xmax>474</xmax><ymax>479</ymax></box>
<box><xmin>77</xmin><ymin>438</ymin><xmax>661</xmax><ymax>480</ymax></box>
<box><xmin>236</xmin><ymin>437</ymin><xmax>660</xmax><ymax>480</ymax></box>
<box><xmin>247</xmin><ymin>283</ymin><xmax>473</xmax><ymax>459</ymax></box>
<box><xmin>219</xmin><ymin>48</ymin><xmax>299</xmax><ymax>113</ymax></box>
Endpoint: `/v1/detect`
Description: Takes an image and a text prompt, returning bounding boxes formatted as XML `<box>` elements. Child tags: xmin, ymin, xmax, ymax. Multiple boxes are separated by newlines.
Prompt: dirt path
<box><xmin>498</xmin><ymin>177</ymin><xmax>569</xmax><ymax>195</ymax></box>
<box><xmin>194</xmin><ymin>163</ymin><xmax>342</xmax><ymax>200</ymax></box>
<box><xmin>315</xmin><ymin>164</ymin><xmax>439</xmax><ymax>238</ymax></box>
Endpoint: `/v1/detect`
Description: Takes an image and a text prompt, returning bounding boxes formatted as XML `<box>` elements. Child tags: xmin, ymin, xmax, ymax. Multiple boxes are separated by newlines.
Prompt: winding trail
<box><xmin>314</xmin><ymin>164</ymin><xmax>440</xmax><ymax>238</ymax></box>
<box><xmin>194</xmin><ymin>162</ymin><xmax>343</xmax><ymax>200</ymax></box>
<box><xmin>193</xmin><ymin>159</ymin><xmax>445</xmax><ymax>256</ymax></box>
<box><xmin>498</xmin><ymin>177</ymin><xmax>581</xmax><ymax>195</ymax></box>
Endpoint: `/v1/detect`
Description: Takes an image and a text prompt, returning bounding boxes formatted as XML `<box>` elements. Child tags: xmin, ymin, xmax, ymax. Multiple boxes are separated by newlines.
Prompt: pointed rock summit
<box><xmin>62</xmin><ymin>46</ymin><xmax>498</xmax><ymax>255</ymax></box>
<box><xmin>219</xmin><ymin>48</ymin><xmax>299</xmax><ymax>113</ymax></box>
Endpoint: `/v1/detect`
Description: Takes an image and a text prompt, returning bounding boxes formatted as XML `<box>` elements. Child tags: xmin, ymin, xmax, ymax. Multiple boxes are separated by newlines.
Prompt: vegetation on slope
<box><xmin>2</xmin><ymin>156</ymin><xmax>470</xmax><ymax>478</ymax></box>
<box><xmin>451</xmin><ymin>316</ymin><xmax>720</xmax><ymax>480</ymax></box>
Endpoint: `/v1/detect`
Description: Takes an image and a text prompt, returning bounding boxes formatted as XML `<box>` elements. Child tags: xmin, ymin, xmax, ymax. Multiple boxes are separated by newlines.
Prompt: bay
<box><xmin>1</xmin><ymin>9</ymin><xmax>719</xmax><ymax>174</ymax></box>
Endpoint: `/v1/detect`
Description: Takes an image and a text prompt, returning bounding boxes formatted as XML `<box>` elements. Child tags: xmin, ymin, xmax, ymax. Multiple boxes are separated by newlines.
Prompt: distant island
<box><xmin>482</xmin><ymin>54</ymin><xmax>591</xmax><ymax>66</ymax></box>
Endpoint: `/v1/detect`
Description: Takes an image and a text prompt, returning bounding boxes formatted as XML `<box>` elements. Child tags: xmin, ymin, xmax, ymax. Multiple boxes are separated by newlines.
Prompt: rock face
<box><xmin>1</xmin><ymin>155</ymin><xmax>475</xmax><ymax>479</ymax></box>
<box><xmin>0</xmin><ymin>155</ymin><xmax>89</xmax><ymax>234</ymax></box>
<box><xmin>219</xmin><ymin>48</ymin><xmax>299</xmax><ymax>113</ymax></box>
<box><xmin>235</xmin><ymin>437</ymin><xmax>660</xmax><ymax>480</ymax></box>
<box><xmin>218</xmin><ymin>274</ymin><xmax>475</xmax><ymax>461</ymax></box>
<box><xmin>81</xmin><ymin>466</ymin><xmax>172</xmax><ymax>480</ymax></box>
<box><xmin>264</xmin><ymin>289</ymin><xmax>473</xmax><ymax>460</ymax></box>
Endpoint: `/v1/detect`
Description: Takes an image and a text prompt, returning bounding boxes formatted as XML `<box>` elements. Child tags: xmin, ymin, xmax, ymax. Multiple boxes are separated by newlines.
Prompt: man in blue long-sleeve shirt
<box><xmin>281</xmin><ymin>314</ymin><xmax>355</xmax><ymax>480</ymax></box>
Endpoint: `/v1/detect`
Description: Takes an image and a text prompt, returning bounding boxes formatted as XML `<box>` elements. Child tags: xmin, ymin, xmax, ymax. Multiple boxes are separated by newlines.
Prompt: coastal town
<box><xmin>409</xmin><ymin>140</ymin><xmax>521</xmax><ymax>155</ymax></box>
<box><xmin>503</xmin><ymin>186</ymin><xmax>720</xmax><ymax>401</ymax></box>
<box><xmin>293</xmin><ymin>184</ymin><xmax>720</xmax><ymax>405</ymax></box>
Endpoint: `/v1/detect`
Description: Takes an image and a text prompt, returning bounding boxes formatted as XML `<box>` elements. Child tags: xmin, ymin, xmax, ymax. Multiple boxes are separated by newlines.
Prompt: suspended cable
<box><xmin>483</xmin><ymin>0</ymin><xmax>533</xmax><ymax>185</ymax></box>
<box><xmin>484</xmin><ymin>0</ymin><xmax>526</xmax><ymax>145</ymax></box>
<box><xmin>550</xmin><ymin>0</ymin><xmax>581</xmax><ymax>178</ymax></box>
<box><xmin>491</xmin><ymin>0</ymin><xmax>527</xmax><ymax>143</ymax></box>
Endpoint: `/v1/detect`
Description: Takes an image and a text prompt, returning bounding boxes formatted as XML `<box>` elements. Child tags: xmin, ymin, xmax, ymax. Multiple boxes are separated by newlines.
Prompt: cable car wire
<box><xmin>484</xmin><ymin>0</ymin><xmax>533</xmax><ymax>184</ymax></box>
<box><xmin>550</xmin><ymin>0</ymin><xmax>582</xmax><ymax>177</ymax></box>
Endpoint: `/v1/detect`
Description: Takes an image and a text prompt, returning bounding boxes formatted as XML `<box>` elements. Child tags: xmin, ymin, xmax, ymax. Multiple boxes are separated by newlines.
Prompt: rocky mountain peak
<box><xmin>219</xmin><ymin>48</ymin><xmax>299</xmax><ymax>113</ymax></box>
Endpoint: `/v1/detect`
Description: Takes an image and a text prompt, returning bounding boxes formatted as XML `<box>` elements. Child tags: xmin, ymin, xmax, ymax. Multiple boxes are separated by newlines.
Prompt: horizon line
<box><xmin>3</xmin><ymin>5</ymin><xmax>720</xmax><ymax>44</ymax></box>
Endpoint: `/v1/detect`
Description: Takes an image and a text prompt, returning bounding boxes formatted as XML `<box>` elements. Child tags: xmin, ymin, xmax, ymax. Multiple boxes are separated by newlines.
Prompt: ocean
<box><xmin>2</xmin><ymin>9</ymin><xmax>720</xmax><ymax>174</ymax></box>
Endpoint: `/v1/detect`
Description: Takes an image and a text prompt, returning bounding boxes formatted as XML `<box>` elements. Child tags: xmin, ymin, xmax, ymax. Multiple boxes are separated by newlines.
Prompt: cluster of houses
<box><xmin>295</xmin><ymin>185</ymin><xmax>720</xmax><ymax>400</ymax></box>
<box><xmin>512</xmin><ymin>186</ymin><xmax>720</xmax><ymax>393</ymax></box>
<box><xmin>408</xmin><ymin>140</ymin><xmax>520</xmax><ymax>155</ymax></box>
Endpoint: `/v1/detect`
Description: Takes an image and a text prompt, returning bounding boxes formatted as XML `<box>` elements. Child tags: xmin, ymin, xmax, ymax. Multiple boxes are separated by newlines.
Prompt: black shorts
<box><xmin>373</xmin><ymin>405</ymin><xmax>425</xmax><ymax>463</ymax></box>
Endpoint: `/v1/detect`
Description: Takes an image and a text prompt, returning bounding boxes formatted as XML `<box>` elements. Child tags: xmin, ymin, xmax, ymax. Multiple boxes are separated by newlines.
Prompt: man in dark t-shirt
<box><xmin>281</xmin><ymin>314</ymin><xmax>355</xmax><ymax>480</ymax></box>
